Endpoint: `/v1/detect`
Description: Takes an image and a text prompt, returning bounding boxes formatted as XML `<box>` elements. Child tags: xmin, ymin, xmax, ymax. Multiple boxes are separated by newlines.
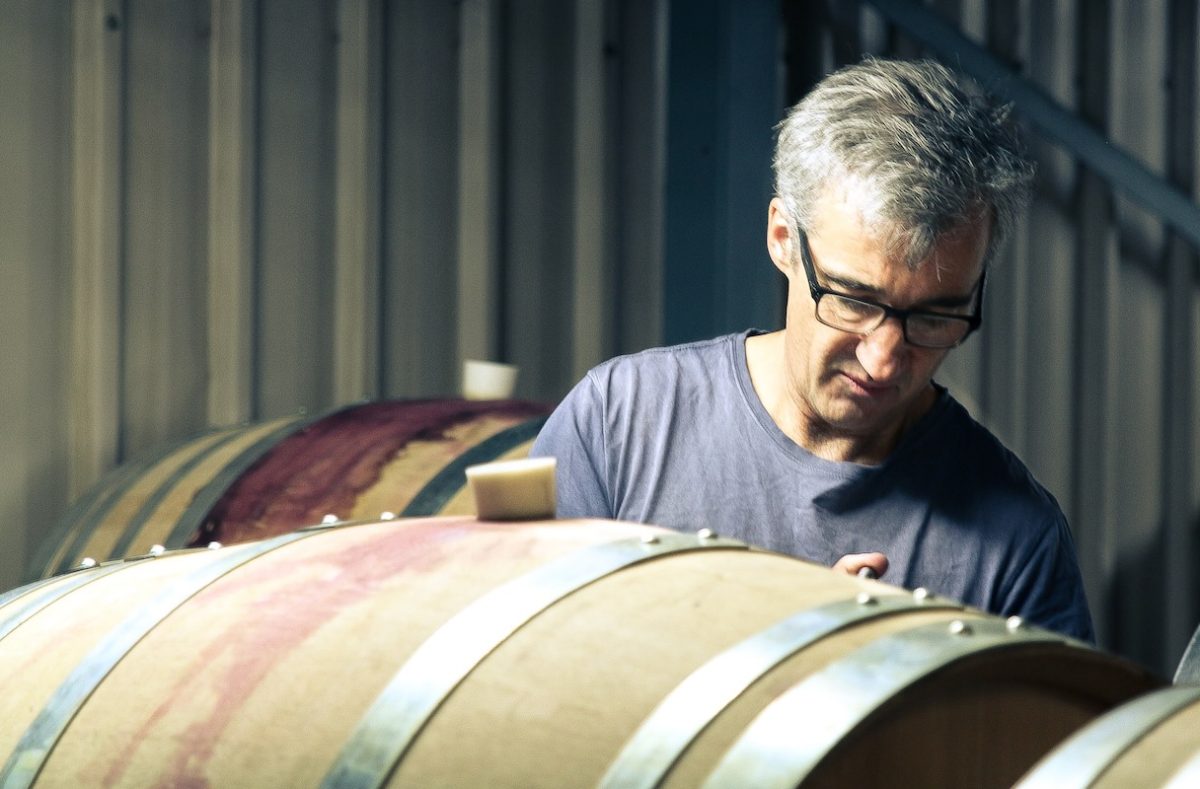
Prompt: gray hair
<box><xmin>773</xmin><ymin>57</ymin><xmax>1035</xmax><ymax>268</ymax></box>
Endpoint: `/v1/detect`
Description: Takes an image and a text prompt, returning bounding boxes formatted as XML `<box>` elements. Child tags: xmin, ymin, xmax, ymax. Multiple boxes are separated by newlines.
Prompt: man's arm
<box><xmin>999</xmin><ymin>514</ymin><xmax>1095</xmax><ymax>642</ymax></box>
<box><xmin>530</xmin><ymin>374</ymin><xmax>614</xmax><ymax>519</ymax></box>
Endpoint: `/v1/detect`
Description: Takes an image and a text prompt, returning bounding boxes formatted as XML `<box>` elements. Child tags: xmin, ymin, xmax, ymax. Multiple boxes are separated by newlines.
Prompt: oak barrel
<box><xmin>1175</xmin><ymin>622</ymin><xmax>1200</xmax><ymax>684</ymax></box>
<box><xmin>0</xmin><ymin>516</ymin><xmax>1160</xmax><ymax>788</ymax></box>
<box><xmin>28</xmin><ymin>399</ymin><xmax>550</xmax><ymax>580</ymax></box>
<box><xmin>1015</xmin><ymin>685</ymin><xmax>1200</xmax><ymax>788</ymax></box>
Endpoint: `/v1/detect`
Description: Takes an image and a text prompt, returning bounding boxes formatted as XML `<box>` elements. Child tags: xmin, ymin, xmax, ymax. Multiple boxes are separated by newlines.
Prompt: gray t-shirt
<box><xmin>531</xmin><ymin>330</ymin><xmax>1094</xmax><ymax>641</ymax></box>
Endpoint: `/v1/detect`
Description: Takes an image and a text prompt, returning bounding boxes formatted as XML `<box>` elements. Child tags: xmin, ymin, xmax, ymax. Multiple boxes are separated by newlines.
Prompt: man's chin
<box><xmin>822</xmin><ymin>383</ymin><xmax>935</xmax><ymax>436</ymax></box>
<box><xmin>817</xmin><ymin>405</ymin><xmax>887</xmax><ymax>435</ymax></box>
<box><xmin>818</xmin><ymin>392</ymin><xmax>904</xmax><ymax>433</ymax></box>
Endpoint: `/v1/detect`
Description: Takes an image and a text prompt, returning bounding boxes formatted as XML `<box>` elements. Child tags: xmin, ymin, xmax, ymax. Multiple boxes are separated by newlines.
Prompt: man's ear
<box><xmin>767</xmin><ymin>198</ymin><xmax>796</xmax><ymax>278</ymax></box>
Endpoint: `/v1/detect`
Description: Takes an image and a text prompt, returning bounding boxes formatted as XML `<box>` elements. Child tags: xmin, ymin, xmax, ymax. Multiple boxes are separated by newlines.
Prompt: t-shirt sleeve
<box><xmin>530</xmin><ymin>373</ymin><xmax>613</xmax><ymax>518</ymax></box>
<box><xmin>998</xmin><ymin>513</ymin><xmax>1095</xmax><ymax>643</ymax></box>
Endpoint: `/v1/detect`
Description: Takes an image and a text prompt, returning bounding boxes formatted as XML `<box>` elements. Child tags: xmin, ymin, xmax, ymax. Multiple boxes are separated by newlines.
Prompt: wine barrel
<box><xmin>28</xmin><ymin>399</ymin><xmax>551</xmax><ymax>580</ymax></box>
<box><xmin>1015</xmin><ymin>685</ymin><xmax>1200</xmax><ymax>788</ymax></box>
<box><xmin>1175</xmin><ymin>622</ymin><xmax>1200</xmax><ymax>684</ymax></box>
<box><xmin>0</xmin><ymin>516</ymin><xmax>1160</xmax><ymax>788</ymax></box>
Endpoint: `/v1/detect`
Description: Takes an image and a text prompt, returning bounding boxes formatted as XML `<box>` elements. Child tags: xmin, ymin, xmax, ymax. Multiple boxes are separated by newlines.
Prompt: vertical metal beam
<box><xmin>1162</xmin><ymin>0</ymin><xmax>1198</xmax><ymax>671</ymax></box>
<box><xmin>1020</xmin><ymin>0</ymin><xmax>1076</xmax><ymax>505</ymax></box>
<box><xmin>571</xmin><ymin>0</ymin><xmax>618</xmax><ymax>380</ymax></box>
<box><xmin>719</xmin><ymin>0</ymin><xmax>784</xmax><ymax>334</ymax></box>
<box><xmin>1071</xmin><ymin>0</ymin><xmax>1119</xmax><ymax>647</ymax></box>
<box><xmin>256</xmin><ymin>2</ymin><xmax>338</xmax><ymax>415</ymax></box>
<box><xmin>662</xmin><ymin>0</ymin><xmax>780</xmax><ymax>346</ymax></box>
<box><xmin>662</xmin><ymin>0</ymin><xmax>720</xmax><ymax>345</ymax></box>
<box><xmin>826</xmin><ymin>0</ymin><xmax>863</xmax><ymax>68</ymax></box>
<box><xmin>333</xmin><ymin>0</ymin><xmax>383</xmax><ymax>404</ymax></box>
<box><xmin>0</xmin><ymin>1</ymin><xmax>74</xmax><ymax>591</ymax></box>
<box><xmin>930</xmin><ymin>0</ymin><xmax>962</xmax><ymax>28</ymax></box>
<box><xmin>456</xmin><ymin>0</ymin><xmax>504</xmax><ymax>374</ymax></box>
<box><xmin>500</xmin><ymin>0</ymin><xmax>576</xmax><ymax>397</ymax></box>
<box><xmin>207</xmin><ymin>0</ymin><xmax>259</xmax><ymax>425</ymax></box>
<box><xmin>977</xmin><ymin>0</ymin><xmax>1027</xmax><ymax>451</ymax></box>
<box><xmin>613</xmin><ymin>0</ymin><xmax>666</xmax><ymax>354</ymax></box>
<box><xmin>780</xmin><ymin>1</ymin><xmax>826</xmax><ymax>118</ymax></box>
<box><xmin>986</xmin><ymin>0</ymin><xmax>1021</xmax><ymax>55</ymax></box>
<box><xmin>69</xmin><ymin>0</ymin><xmax>126</xmax><ymax>497</ymax></box>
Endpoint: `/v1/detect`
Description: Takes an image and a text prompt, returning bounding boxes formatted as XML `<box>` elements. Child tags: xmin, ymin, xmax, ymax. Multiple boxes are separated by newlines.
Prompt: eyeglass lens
<box><xmin>816</xmin><ymin>295</ymin><xmax>971</xmax><ymax>348</ymax></box>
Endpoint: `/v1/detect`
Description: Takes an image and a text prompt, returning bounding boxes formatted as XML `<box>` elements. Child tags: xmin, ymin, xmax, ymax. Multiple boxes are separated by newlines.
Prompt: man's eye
<box><xmin>912</xmin><ymin>311</ymin><xmax>968</xmax><ymax>327</ymax></box>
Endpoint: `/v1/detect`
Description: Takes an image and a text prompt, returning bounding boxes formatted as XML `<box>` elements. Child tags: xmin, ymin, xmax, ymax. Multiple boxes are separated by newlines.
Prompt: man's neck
<box><xmin>744</xmin><ymin>331</ymin><xmax>934</xmax><ymax>464</ymax></box>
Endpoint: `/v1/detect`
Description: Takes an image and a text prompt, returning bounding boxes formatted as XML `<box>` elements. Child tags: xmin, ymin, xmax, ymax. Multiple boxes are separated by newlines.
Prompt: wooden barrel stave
<box><xmin>68</xmin><ymin>426</ymin><xmax>255</xmax><ymax>568</ymax></box>
<box><xmin>37</xmin><ymin>418</ymin><xmax>303</xmax><ymax>578</ymax></box>
<box><xmin>345</xmin><ymin>412</ymin><xmax>542</xmax><ymax>520</ymax></box>
<box><xmin>116</xmin><ymin>416</ymin><xmax>310</xmax><ymax>555</ymax></box>
<box><xmin>390</xmin><ymin>550</ymin><xmax>944</xmax><ymax>788</ymax></box>
<box><xmin>1096</xmin><ymin>700</ymin><xmax>1200</xmax><ymax>787</ymax></box>
<box><xmin>1174</xmin><ymin>622</ymin><xmax>1200</xmax><ymax>684</ymax></box>
<box><xmin>434</xmin><ymin>434</ymin><xmax>536</xmax><ymax>515</ymax></box>
<box><xmin>697</xmin><ymin>636</ymin><xmax>1147</xmax><ymax>789</ymax></box>
<box><xmin>1015</xmin><ymin>685</ymin><xmax>1200</xmax><ymax>789</ymax></box>
<box><xmin>36</xmin><ymin>434</ymin><xmax>200</xmax><ymax>578</ymax></box>
<box><xmin>0</xmin><ymin>550</ymin><xmax>223</xmax><ymax>761</ymax></box>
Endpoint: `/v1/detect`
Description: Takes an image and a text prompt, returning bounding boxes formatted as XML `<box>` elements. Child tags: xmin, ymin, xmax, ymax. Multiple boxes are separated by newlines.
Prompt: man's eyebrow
<box><xmin>822</xmin><ymin>270</ymin><xmax>880</xmax><ymax>295</ymax></box>
<box><xmin>918</xmin><ymin>291</ymin><xmax>977</xmax><ymax>309</ymax></box>
<box><xmin>821</xmin><ymin>269</ymin><xmax>978</xmax><ymax>309</ymax></box>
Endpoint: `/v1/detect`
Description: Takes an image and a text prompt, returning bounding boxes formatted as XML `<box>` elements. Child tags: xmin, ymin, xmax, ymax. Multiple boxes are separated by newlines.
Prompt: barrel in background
<box><xmin>1015</xmin><ymin>685</ymin><xmax>1200</xmax><ymax>788</ymax></box>
<box><xmin>0</xmin><ymin>516</ymin><xmax>1162</xmax><ymax>788</ymax></box>
<box><xmin>1174</xmin><ymin>622</ymin><xmax>1200</xmax><ymax>685</ymax></box>
<box><xmin>28</xmin><ymin>399</ymin><xmax>550</xmax><ymax>580</ymax></box>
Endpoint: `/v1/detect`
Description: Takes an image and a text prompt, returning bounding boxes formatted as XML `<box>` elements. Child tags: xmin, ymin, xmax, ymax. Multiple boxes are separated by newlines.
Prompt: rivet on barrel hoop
<box><xmin>148</xmin><ymin>545</ymin><xmax>165</xmax><ymax>557</ymax></box>
<box><xmin>321</xmin><ymin>514</ymin><xmax>340</xmax><ymax>525</ymax></box>
<box><xmin>855</xmin><ymin>592</ymin><xmax>877</xmax><ymax>606</ymax></box>
<box><xmin>207</xmin><ymin>542</ymin><xmax>223</xmax><ymax>550</ymax></box>
<box><xmin>948</xmin><ymin>620</ymin><xmax>972</xmax><ymax>636</ymax></box>
<box><xmin>697</xmin><ymin>528</ymin><xmax>717</xmax><ymax>540</ymax></box>
<box><xmin>641</xmin><ymin>535</ymin><xmax>660</xmax><ymax>545</ymax></box>
<box><xmin>1006</xmin><ymin>616</ymin><xmax>1025</xmax><ymax>632</ymax></box>
<box><xmin>913</xmin><ymin>587</ymin><xmax>930</xmax><ymax>602</ymax></box>
<box><xmin>75</xmin><ymin>558</ymin><xmax>97</xmax><ymax>570</ymax></box>
<box><xmin>380</xmin><ymin>511</ymin><xmax>397</xmax><ymax>521</ymax></box>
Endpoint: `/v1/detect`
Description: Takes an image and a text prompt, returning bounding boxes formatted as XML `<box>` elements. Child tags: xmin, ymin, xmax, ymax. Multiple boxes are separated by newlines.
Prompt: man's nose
<box><xmin>855</xmin><ymin>317</ymin><xmax>906</xmax><ymax>380</ymax></box>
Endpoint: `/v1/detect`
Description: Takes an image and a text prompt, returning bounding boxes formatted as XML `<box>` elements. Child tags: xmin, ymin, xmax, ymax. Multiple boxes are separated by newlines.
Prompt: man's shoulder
<box><xmin>586</xmin><ymin>332</ymin><xmax>744</xmax><ymax>388</ymax></box>
<box><xmin>927</xmin><ymin>394</ymin><xmax>1065</xmax><ymax>521</ymax></box>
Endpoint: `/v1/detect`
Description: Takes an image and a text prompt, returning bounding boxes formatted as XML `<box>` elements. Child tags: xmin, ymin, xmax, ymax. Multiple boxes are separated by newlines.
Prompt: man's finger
<box><xmin>832</xmin><ymin>552</ymin><xmax>889</xmax><ymax>579</ymax></box>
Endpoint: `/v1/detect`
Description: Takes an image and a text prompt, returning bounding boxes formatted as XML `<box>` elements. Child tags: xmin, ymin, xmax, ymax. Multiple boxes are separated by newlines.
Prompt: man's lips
<box><xmin>839</xmin><ymin>371</ymin><xmax>896</xmax><ymax>395</ymax></box>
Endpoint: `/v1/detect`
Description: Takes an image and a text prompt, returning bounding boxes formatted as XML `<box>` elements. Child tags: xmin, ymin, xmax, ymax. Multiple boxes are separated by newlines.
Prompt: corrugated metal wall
<box><xmin>0</xmin><ymin>0</ymin><xmax>666</xmax><ymax>576</ymax></box>
<box><xmin>2</xmin><ymin>0</ymin><xmax>1198</xmax><ymax>678</ymax></box>
<box><xmin>0</xmin><ymin>0</ymin><xmax>73</xmax><ymax>599</ymax></box>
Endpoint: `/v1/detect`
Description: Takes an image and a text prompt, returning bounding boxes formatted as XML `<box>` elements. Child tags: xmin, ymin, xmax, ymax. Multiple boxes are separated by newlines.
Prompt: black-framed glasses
<box><xmin>797</xmin><ymin>229</ymin><xmax>985</xmax><ymax>349</ymax></box>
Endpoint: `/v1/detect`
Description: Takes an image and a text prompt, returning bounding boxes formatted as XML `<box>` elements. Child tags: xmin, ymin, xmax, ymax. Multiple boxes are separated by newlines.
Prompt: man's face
<box><xmin>767</xmin><ymin>192</ymin><xmax>990</xmax><ymax>461</ymax></box>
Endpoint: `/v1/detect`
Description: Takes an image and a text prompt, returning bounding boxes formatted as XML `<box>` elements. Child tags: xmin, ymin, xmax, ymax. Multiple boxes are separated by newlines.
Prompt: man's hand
<box><xmin>832</xmin><ymin>552</ymin><xmax>889</xmax><ymax>579</ymax></box>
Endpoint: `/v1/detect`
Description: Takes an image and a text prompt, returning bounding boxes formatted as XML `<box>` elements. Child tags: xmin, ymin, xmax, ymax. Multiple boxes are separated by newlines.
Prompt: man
<box><xmin>531</xmin><ymin>57</ymin><xmax>1093</xmax><ymax>641</ymax></box>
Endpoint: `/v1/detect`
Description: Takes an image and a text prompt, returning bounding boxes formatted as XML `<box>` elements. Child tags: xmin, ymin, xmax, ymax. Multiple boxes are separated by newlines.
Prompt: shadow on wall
<box><xmin>1111</xmin><ymin>526</ymin><xmax>1168</xmax><ymax>676</ymax></box>
<box><xmin>1110</xmin><ymin>511</ymin><xmax>1200</xmax><ymax>681</ymax></box>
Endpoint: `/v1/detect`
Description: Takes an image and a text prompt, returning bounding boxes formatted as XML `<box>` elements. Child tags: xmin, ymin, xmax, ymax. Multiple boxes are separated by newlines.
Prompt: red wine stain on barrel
<box><xmin>99</xmin><ymin>520</ymin><xmax>554</xmax><ymax>786</ymax></box>
<box><xmin>195</xmin><ymin>399</ymin><xmax>550</xmax><ymax>546</ymax></box>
